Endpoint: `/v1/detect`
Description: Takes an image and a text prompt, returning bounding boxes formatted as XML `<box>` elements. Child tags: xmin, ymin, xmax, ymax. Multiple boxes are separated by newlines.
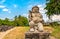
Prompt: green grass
<box><xmin>51</xmin><ymin>26</ymin><xmax>60</xmax><ymax>39</ymax></box>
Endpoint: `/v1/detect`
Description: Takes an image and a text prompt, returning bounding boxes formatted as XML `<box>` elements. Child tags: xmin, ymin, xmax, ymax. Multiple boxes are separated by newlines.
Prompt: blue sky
<box><xmin>0</xmin><ymin>0</ymin><xmax>49</xmax><ymax>22</ymax></box>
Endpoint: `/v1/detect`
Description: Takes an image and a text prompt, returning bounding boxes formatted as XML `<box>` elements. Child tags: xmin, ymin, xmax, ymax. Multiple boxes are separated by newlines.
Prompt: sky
<box><xmin>0</xmin><ymin>0</ymin><xmax>48</xmax><ymax>21</ymax></box>
<box><xmin>0</xmin><ymin>0</ymin><xmax>60</xmax><ymax>22</ymax></box>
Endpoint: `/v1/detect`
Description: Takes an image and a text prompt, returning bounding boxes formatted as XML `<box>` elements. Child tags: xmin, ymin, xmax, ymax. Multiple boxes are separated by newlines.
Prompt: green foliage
<box><xmin>45</xmin><ymin>0</ymin><xmax>60</xmax><ymax>18</ymax></box>
<box><xmin>14</xmin><ymin>15</ymin><xmax>29</xmax><ymax>26</ymax></box>
<box><xmin>49</xmin><ymin>22</ymin><xmax>59</xmax><ymax>26</ymax></box>
<box><xmin>0</xmin><ymin>15</ymin><xmax>29</xmax><ymax>26</ymax></box>
<box><xmin>0</xmin><ymin>19</ymin><xmax>2</xmax><ymax>25</ymax></box>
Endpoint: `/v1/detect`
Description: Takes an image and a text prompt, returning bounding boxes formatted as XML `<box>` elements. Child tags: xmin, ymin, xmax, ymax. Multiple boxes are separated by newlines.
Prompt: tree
<box><xmin>14</xmin><ymin>15</ymin><xmax>29</xmax><ymax>26</ymax></box>
<box><xmin>0</xmin><ymin>19</ymin><xmax>2</xmax><ymax>25</ymax></box>
<box><xmin>3</xmin><ymin>18</ymin><xmax>9</xmax><ymax>25</ymax></box>
<box><xmin>0</xmin><ymin>15</ymin><xmax>29</xmax><ymax>26</ymax></box>
<box><xmin>14</xmin><ymin>16</ymin><xmax>18</xmax><ymax>26</ymax></box>
<box><xmin>45</xmin><ymin>0</ymin><xmax>60</xmax><ymax>19</ymax></box>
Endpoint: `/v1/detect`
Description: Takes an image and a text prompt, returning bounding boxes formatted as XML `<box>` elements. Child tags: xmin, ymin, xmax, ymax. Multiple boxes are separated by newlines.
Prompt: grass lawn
<box><xmin>51</xmin><ymin>26</ymin><xmax>60</xmax><ymax>39</ymax></box>
<box><xmin>3</xmin><ymin>26</ymin><xmax>60</xmax><ymax>39</ymax></box>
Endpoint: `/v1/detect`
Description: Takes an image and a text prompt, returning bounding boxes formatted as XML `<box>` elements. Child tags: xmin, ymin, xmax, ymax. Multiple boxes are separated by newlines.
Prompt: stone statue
<box><xmin>25</xmin><ymin>6</ymin><xmax>50</xmax><ymax>39</ymax></box>
<box><xmin>28</xmin><ymin>6</ymin><xmax>44</xmax><ymax>32</ymax></box>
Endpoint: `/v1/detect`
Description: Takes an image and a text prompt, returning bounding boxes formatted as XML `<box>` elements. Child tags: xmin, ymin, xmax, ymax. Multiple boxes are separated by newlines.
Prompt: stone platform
<box><xmin>25</xmin><ymin>31</ymin><xmax>50</xmax><ymax>39</ymax></box>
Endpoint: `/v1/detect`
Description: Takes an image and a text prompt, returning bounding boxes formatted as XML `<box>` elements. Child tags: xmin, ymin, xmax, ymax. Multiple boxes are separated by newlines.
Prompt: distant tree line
<box><xmin>0</xmin><ymin>15</ymin><xmax>29</xmax><ymax>26</ymax></box>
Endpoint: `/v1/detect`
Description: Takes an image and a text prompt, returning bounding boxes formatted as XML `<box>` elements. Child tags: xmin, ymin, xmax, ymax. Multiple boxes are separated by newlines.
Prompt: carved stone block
<box><xmin>25</xmin><ymin>31</ymin><xmax>50</xmax><ymax>39</ymax></box>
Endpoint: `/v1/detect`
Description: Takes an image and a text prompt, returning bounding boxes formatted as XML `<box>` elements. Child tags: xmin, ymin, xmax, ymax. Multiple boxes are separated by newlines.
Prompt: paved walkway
<box><xmin>0</xmin><ymin>27</ymin><xmax>16</xmax><ymax>39</ymax></box>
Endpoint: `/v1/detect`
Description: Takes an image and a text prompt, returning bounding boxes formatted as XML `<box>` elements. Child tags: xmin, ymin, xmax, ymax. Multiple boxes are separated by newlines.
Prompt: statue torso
<box><xmin>31</xmin><ymin>13</ymin><xmax>43</xmax><ymax>23</ymax></box>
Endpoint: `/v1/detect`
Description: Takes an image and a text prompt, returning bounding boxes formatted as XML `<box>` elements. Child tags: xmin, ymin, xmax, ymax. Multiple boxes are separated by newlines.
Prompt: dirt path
<box><xmin>0</xmin><ymin>27</ymin><xmax>16</xmax><ymax>39</ymax></box>
<box><xmin>50</xmin><ymin>36</ymin><xmax>57</xmax><ymax>39</ymax></box>
<box><xmin>0</xmin><ymin>27</ymin><xmax>56</xmax><ymax>39</ymax></box>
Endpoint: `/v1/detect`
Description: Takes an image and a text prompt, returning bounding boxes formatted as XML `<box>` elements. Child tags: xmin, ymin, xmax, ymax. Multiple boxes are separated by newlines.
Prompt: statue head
<box><xmin>32</xmin><ymin>6</ymin><xmax>39</xmax><ymax>13</ymax></box>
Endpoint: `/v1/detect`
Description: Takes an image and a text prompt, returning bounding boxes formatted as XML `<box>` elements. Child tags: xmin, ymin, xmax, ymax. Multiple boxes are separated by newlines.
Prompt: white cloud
<box><xmin>13</xmin><ymin>4</ymin><xmax>17</xmax><ymax>8</ymax></box>
<box><xmin>42</xmin><ymin>13</ymin><xmax>49</xmax><ymax>22</ymax></box>
<box><xmin>37</xmin><ymin>4</ymin><xmax>48</xmax><ymax>22</ymax></box>
<box><xmin>22</xmin><ymin>13</ymin><xmax>28</xmax><ymax>18</ymax></box>
<box><xmin>0</xmin><ymin>5</ymin><xmax>6</xmax><ymax>8</ymax></box>
<box><xmin>51</xmin><ymin>15</ymin><xmax>60</xmax><ymax>21</ymax></box>
<box><xmin>3</xmin><ymin>8</ymin><xmax>9</xmax><ymax>11</ymax></box>
<box><xmin>37</xmin><ymin>4</ymin><xmax>47</xmax><ymax>13</ymax></box>
<box><xmin>38</xmin><ymin>4</ymin><xmax>60</xmax><ymax>22</ymax></box>
<box><xmin>0</xmin><ymin>5</ymin><xmax>11</xmax><ymax>13</ymax></box>
<box><xmin>8</xmin><ymin>11</ymin><xmax>11</xmax><ymax>13</ymax></box>
<box><xmin>2</xmin><ymin>8</ymin><xmax>11</xmax><ymax>13</ymax></box>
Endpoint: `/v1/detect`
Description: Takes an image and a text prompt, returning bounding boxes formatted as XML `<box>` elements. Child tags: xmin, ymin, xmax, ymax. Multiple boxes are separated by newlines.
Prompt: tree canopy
<box><xmin>45</xmin><ymin>0</ymin><xmax>60</xmax><ymax>18</ymax></box>
<box><xmin>0</xmin><ymin>15</ymin><xmax>29</xmax><ymax>26</ymax></box>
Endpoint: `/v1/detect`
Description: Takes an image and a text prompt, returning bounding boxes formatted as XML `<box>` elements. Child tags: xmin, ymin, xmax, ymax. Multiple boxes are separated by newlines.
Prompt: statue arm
<box><xmin>28</xmin><ymin>11</ymin><xmax>32</xmax><ymax>22</ymax></box>
<box><xmin>39</xmin><ymin>13</ymin><xmax>43</xmax><ymax>22</ymax></box>
<box><xmin>40</xmin><ymin>13</ymin><xmax>43</xmax><ymax>18</ymax></box>
<box><xmin>28</xmin><ymin>14</ymin><xmax>31</xmax><ymax>22</ymax></box>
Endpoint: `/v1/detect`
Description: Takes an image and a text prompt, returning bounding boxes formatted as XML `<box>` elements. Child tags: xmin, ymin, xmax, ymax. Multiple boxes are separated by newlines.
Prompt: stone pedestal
<box><xmin>25</xmin><ymin>31</ymin><xmax>50</xmax><ymax>39</ymax></box>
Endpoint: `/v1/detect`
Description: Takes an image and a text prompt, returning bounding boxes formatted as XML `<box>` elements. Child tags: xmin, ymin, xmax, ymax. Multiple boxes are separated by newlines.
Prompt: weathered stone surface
<box><xmin>25</xmin><ymin>6</ymin><xmax>51</xmax><ymax>39</ymax></box>
<box><xmin>0</xmin><ymin>25</ymin><xmax>14</xmax><ymax>32</ymax></box>
<box><xmin>28</xmin><ymin>6</ymin><xmax>44</xmax><ymax>32</ymax></box>
<box><xmin>25</xmin><ymin>31</ymin><xmax>50</xmax><ymax>39</ymax></box>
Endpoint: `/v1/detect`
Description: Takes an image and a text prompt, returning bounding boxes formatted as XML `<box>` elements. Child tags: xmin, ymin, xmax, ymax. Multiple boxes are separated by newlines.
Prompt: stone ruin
<box><xmin>25</xmin><ymin>6</ymin><xmax>50</xmax><ymax>39</ymax></box>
